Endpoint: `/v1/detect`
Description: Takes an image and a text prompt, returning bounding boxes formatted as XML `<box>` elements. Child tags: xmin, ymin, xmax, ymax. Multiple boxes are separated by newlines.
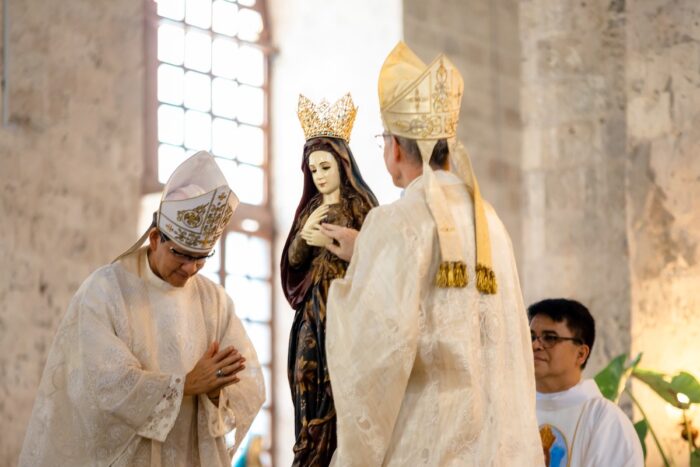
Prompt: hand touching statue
<box><xmin>320</xmin><ymin>223</ymin><xmax>359</xmax><ymax>262</ymax></box>
<box><xmin>301</xmin><ymin>204</ymin><xmax>332</xmax><ymax>247</ymax></box>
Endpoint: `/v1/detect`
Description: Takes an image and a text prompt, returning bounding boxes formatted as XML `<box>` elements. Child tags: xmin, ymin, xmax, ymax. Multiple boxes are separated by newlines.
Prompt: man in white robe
<box><xmin>320</xmin><ymin>42</ymin><xmax>543</xmax><ymax>466</ymax></box>
<box><xmin>19</xmin><ymin>151</ymin><xmax>265</xmax><ymax>467</ymax></box>
<box><xmin>529</xmin><ymin>298</ymin><xmax>643</xmax><ymax>467</ymax></box>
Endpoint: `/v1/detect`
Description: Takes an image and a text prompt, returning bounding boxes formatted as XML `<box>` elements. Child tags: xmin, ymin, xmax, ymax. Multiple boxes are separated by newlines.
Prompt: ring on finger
<box><xmin>216</xmin><ymin>369</ymin><xmax>224</xmax><ymax>378</ymax></box>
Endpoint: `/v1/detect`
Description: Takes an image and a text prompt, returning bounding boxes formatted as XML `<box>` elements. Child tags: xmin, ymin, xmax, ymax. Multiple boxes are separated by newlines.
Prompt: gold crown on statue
<box><xmin>297</xmin><ymin>93</ymin><xmax>358</xmax><ymax>142</ymax></box>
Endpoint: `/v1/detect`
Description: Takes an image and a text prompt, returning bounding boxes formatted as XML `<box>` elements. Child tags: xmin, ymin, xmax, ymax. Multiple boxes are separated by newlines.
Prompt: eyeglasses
<box><xmin>168</xmin><ymin>247</ymin><xmax>215</xmax><ymax>264</ymax></box>
<box><xmin>531</xmin><ymin>333</ymin><xmax>583</xmax><ymax>349</ymax></box>
<box><xmin>158</xmin><ymin>230</ymin><xmax>214</xmax><ymax>264</ymax></box>
<box><xmin>374</xmin><ymin>133</ymin><xmax>392</xmax><ymax>150</ymax></box>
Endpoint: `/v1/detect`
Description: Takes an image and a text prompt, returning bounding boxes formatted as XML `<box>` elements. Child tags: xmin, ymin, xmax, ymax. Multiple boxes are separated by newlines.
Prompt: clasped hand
<box><xmin>301</xmin><ymin>204</ymin><xmax>332</xmax><ymax>247</ymax></box>
<box><xmin>184</xmin><ymin>341</ymin><xmax>246</xmax><ymax>402</ymax></box>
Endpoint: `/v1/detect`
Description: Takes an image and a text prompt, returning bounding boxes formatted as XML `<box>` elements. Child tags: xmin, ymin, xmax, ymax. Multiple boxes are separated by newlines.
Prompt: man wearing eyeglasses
<box><xmin>529</xmin><ymin>298</ymin><xmax>643</xmax><ymax>467</ymax></box>
<box><xmin>19</xmin><ymin>151</ymin><xmax>265</xmax><ymax>467</ymax></box>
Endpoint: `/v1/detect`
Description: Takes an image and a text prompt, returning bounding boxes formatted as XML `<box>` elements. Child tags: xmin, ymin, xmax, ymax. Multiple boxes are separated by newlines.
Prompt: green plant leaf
<box><xmin>595</xmin><ymin>353</ymin><xmax>628</xmax><ymax>401</ymax></box>
<box><xmin>691</xmin><ymin>448</ymin><xmax>700</xmax><ymax>467</ymax></box>
<box><xmin>670</xmin><ymin>372</ymin><xmax>700</xmax><ymax>404</ymax></box>
<box><xmin>629</xmin><ymin>352</ymin><xmax>643</xmax><ymax>369</ymax></box>
<box><xmin>633</xmin><ymin>419</ymin><xmax>648</xmax><ymax>460</ymax></box>
<box><xmin>632</xmin><ymin>368</ymin><xmax>680</xmax><ymax>407</ymax></box>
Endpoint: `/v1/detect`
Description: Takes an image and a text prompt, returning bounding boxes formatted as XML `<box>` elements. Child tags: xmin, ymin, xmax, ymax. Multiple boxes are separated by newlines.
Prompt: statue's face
<box><xmin>308</xmin><ymin>150</ymin><xmax>341</xmax><ymax>195</ymax></box>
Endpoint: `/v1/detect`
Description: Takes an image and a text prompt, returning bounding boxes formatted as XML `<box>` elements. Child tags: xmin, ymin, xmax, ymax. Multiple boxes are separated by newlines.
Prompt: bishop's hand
<box><xmin>184</xmin><ymin>342</ymin><xmax>246</xmax><ymax>399</ymax></box>
<box><xmin>320</xmin><ymin>223</ymin><xmax>359</xmax><ymax>262</ymax></box>
<box><xmin>301</xmin><ymin>204</ymin><xmax>332</xmax><ymax>247</ymax></box>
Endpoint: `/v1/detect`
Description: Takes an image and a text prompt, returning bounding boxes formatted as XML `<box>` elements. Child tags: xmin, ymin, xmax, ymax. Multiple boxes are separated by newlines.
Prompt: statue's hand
<box><xmin>301</xmin><ymin>204</ymin><xmax>330</xmax><ymax>237</ymax></box>
<box><xmin>301</xmin><ymin>224</ymin><xmax>333</xmax><ymax>247</ymax></box>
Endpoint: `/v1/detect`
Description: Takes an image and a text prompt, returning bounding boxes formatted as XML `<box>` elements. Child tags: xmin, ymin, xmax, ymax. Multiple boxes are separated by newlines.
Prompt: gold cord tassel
<box><xmin>476</xmin><ymin>263</ymin><xmax>498</xmax><ymax>294</ymax></box>
<box><xmin>435</xmin><ymin>261</ymin><xmax>468</xmax><ymax>288</ymax></box>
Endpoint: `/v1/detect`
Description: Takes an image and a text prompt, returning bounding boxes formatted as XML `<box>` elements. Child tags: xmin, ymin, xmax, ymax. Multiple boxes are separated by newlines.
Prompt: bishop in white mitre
<box><xmin>19</xmin><ymin>151</ymin><xmax>265</xmax><ymax>467</ymax></box>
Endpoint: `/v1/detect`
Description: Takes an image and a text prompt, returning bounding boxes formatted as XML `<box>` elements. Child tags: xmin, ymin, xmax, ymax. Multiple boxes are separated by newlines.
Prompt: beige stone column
<box><xmin>519</xmin><ymin>0</ymin><xmax>631</xmax><ymax>372</ymax></box>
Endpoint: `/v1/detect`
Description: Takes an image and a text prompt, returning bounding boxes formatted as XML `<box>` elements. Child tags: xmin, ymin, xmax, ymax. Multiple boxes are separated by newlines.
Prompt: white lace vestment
<box><xmin>19</xmin><ymin>248</ymin><xmax>265</xmax><ymax>467</ymax></box>
<box><xmin>326</xmin><ymin>171</ymin><xmax>544</xmax><ymax>466</ymax></box>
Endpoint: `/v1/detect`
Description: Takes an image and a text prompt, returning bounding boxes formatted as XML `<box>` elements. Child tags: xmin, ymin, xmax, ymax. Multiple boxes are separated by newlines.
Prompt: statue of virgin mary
<box><xmin>281</xmin><ymin>93</ymin><xmax>378</xmax><ymax>466</ymax></box>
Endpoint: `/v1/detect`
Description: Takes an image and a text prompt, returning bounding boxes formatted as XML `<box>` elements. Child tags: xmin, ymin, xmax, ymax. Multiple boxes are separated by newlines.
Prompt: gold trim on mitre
<box><xmin>156</xmin><ymin>151</ymin><xmax>239</xmax><ymax>254</ymax></box>
<box><xmin>379</xmin><ymin>42</ymin><xmax>463</xmax><ymax>142</ymax></box>
<box><xmin>158</xmin><ymin>186</ymin><xmax>238</xmax><ymax>253</ymax></box>
<box><xmin>297</xmin><ymin>93</ymin><xmax>358</xmax><ymax>142</ymax></box>
<box><xmin>112</xmin><ymin>151</ymin><xmax>240</xmax><ymax>262</ymax></box>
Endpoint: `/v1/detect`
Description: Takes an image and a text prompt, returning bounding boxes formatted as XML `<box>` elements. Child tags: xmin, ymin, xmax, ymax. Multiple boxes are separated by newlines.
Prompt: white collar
<box><xmin>143</xmin><ymin>249</ymin><xmax>184</xmax><ymax>293</ymax></box>
<box><xmin>536</xmin><ymin>379</ymin><xmax>603</xmax><ymax>410</ymax></box>
<box><xmin>404</xmin><ymin>169</ymin><xmax>463</xmax><ymax>193</ymax></box>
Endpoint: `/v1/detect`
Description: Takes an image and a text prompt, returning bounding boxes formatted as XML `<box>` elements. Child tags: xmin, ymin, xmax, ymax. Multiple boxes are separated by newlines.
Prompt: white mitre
<box><xmin>115</xmin><ymin>151</ymin><xmax>239</xmax><ymax>261</ymax></box>
<box><xmin>158</xmin><ymin>151</ymin><xmax>239</xmax><ymax>252</ymax></box>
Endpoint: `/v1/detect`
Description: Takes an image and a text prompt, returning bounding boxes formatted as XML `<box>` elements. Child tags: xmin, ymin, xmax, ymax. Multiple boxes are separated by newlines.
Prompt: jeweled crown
<box><xmin>297</xmin><ymin>93</ymin><xmax>358</xmax><ymax>142</ymax></box>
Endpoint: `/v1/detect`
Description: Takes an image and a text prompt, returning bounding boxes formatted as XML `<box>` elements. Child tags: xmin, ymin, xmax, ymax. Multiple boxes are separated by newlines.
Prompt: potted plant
<box><xmin>595</xmin><ymin>353</ymin><xmax>700</xmax><ymax>467</ymax></box>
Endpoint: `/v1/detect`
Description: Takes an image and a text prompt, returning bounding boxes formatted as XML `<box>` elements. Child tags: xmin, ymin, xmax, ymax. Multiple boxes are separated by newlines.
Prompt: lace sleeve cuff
<box><xmin>200</xmin><ymin>389</ymin><xmax>237</xmax><ymax>438</ymax></box>
<box><xmin>136</xmin><ymin>374</ymin><xmax>185</xmax><ymax>442</ymax></box>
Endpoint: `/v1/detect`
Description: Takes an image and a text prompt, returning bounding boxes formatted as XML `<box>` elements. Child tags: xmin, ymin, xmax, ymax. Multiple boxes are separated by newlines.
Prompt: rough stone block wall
<box><xmin>0</xmin><ymin>1</ymin><xmax>144</xmax><ymax>464</ymax></box>
<box><xmin>627</xmin><ymin>1</ymin><xmax>700</xmax><ymax>465</ymax></box>
<box><xmin>519</xmin><ymin>0</ymin><xmax>631</xmax><ymax>373</ymax></box>
<box><xmin>403</xmin><ymin>0</ymin><xmax>524</xmax><ymax>268</ymax></box>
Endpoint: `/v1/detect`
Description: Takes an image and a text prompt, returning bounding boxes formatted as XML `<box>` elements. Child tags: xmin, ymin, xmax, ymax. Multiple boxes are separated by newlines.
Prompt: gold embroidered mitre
<box><xmin>113</xmin><ymin>151</ymin><xmax>239</xmax><ymax>262</ymax></box>
<box><xmin>297</xmin><ymin>93</ymin><xmax>358</xmax><ymax>142</ymax></box>
<box><xmin>379</xmin><ymin>42</ymin><xmax>463</xmax><ymax>143</ymax></box>
<box><xmin>158</xmin><ymin>151</ymin><xmax>239</xmax><ymax>253</ymax></box>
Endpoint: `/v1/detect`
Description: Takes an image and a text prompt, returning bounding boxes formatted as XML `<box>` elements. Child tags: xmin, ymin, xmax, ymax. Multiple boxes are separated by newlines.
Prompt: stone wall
<box><xmin>403</xmin><ymin>0</ymin><xmax>525</xmax><ymax>268</ymax></box>
<box><xmin>627</xmin><ymin>1</ymin><xmax>700</xmax><ymax>465</ymax></box>
<box><xmin>519</xmin><ymin>0</ymin><xmax>631</xmax><ymax>373</ymax></box>
<box><xmin>520</xmin><ymin>0</ymin><xmax>700</xmax><ymax>465</ymax></box>
<box><xmin>0</xmin><ymin>1</ymin><xmax>144</xmax><ymax>464</ymax></box>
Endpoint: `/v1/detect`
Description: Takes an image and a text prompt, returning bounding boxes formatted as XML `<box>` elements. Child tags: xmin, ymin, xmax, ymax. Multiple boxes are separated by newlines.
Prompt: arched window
<box><xmin>145</xmin><ymin>0</ymin><xmax>274</xmax><ymax>462</ymax></box>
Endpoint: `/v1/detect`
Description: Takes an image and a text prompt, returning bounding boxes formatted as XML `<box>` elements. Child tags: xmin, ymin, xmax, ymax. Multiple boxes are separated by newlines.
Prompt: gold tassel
<box><xmin>435</xmin><ymin>261</ymin><xmax>468</xmax><ymax>288</ymax></box>
<box><xmin>476</xmin><ymin>264</ymin><xmax>498</xmax><ymax>294</ymax></box>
